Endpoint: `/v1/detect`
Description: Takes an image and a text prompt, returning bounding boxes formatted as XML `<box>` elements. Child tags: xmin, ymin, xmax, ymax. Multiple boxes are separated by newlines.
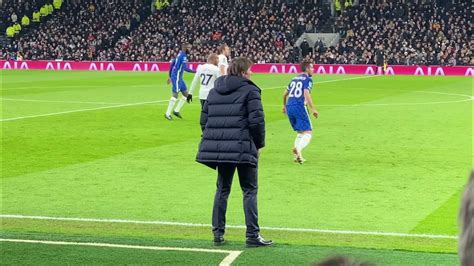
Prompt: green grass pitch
<box><xmin>1</xmin><ymin>70</ymin><xmax>472</xmax><ymax>265</ymax></box>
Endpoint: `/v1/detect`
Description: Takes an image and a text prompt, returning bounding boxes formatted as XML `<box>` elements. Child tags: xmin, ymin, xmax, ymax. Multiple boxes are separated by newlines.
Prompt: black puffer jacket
<box><xmin>196</xmin><ymin>75</ymin><xmax>265</xmax><ymax>169</ymax></box>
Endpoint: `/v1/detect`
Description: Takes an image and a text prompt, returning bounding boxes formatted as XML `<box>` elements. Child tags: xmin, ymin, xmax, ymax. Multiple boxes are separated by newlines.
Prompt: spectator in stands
<box><xmin>53</xmin><ymin>0</ymin><xmax>63</xmax><ymax>10</ymax></box>
<box><xmin>21</xmin><ymin>14</ymin><xmax>30</xmax><ymax>28</ymax></box>
<box><xmin>334</xmin><ymin>0</ymin><xmax>341</xmax><ymax>16</ymax></box>
<box><xmin>6</xmin><ymin>25</ymin><xmax>15</xmax><ymax>38</ymax></box>
<box><xmin>11</xmin><ymin>11</ymin><xmax>18</xmax><ymax>23</ymax></box>
<box><xmin>32</xmin><ymin>9</ymin><xmax>40</xmax><ymax>24</ymax></box>
<box><xmin>39</xmin><ymin>4</ymin><xmax>47</xmax><ymax>18</ymax></box>
<box><xmin>300</xmin><ymin>39</ymin><xmax>311</xmax><ymax>58</ymax></box>
<box><xmin>13</xmin><ymin>21</ymin><xmax>21</xmax><ymax>34</ymax></box>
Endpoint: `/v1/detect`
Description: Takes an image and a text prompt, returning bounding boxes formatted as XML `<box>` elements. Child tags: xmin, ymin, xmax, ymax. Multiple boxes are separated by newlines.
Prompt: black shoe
<box><xmin>173</xmin><ymin>111</ymin><xmax>182</xmax><ymax>119</ymax></box>
<box><xmin>246</xmin><ymin>235</ymin><xmax>273</xmax><ymax>247</ymax></box>
<box><xmin>214</xmin><ymin>236</ymin><xmax>225</xmax><ymax>246</ymax></box>
<box><xmin>164</xmin><ymin>114</ymin><xmax>173</xmax><ymax>120</ymax></box>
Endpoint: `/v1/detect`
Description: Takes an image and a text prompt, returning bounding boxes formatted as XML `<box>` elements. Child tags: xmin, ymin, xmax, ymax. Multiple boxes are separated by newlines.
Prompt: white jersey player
<box><xmin>217</xmin><ymin>44</ymin><xmax>230</xmax><ymax>76</ymax></box>
<box><xmin>188</xmin><ymin>53</ymin><xmax>220</xmax><ymax>107</ymax></box>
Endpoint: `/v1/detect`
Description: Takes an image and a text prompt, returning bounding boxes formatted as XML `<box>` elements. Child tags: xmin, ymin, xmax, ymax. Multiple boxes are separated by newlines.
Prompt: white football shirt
<box><xmin>218</xmin><ymin>54</ymin><xmax>228</xmax><ymax>75</ymax></box>
<box><xmin>189</xmin><ymin>64</ymin><xmax>220</xmax><ymax>100</ymax></box>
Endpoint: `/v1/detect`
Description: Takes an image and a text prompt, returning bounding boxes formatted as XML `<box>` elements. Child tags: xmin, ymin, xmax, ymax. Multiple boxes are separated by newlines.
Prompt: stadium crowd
<box><xmin>8</xmin><ymin>0</ymin><xmax>152</xmax><ymax>60</ymax></box>
<box><xmin>2</xmin><ymin>0</ymin><xmax>472</xmax><ymax>65</ymax></box>
<box><xmin>99</xmin><ymin>0</ymin><xmax>327</xmax><ymax>63</ymax></box>
<box><xmin>1</xmin><ymin>0</ymin><xmax>48</xmax><ymax>26</ymax></box>
<box><xmin>310</xmin><ymin>0</ymin><xmax>472</xmax><ymax>66</ymax></box>
<box><xmin>2</xmin><ymin>0</ymin><xmax>59</xmax><ymax>39</ymax></box>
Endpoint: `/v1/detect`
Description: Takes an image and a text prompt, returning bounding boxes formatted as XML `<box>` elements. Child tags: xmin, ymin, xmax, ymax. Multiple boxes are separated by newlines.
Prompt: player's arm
<box><xmin>218</xmin><ymin>57</ymin><xmax>227</xmax><ymax>75</ymax></box>
<box><xmin>304</xmin><ymin>89</ymin><xmax>319</xmax><ymax>118</ymax></box>
<box><xmin>168</xmin><ymin>59</ymin><xmax>175</xmax><ymax>77</ymax></box>
<box><xmin>183</xmin><ymin>60</ymin><xmax>196</xmax><ymax>73</ymax></box>
<box><xmin>167</xmin><ymin>59</ymin><xmax>175</xmax><ymax>84</ymax></box>
<box><xmin>282</xmin><ymin>89</ymin><xmax>289</xmax><ymax>114</ymax></box>
<box><xmin>219</xmin><ymin>64</ymin><xmax>226</xmax><ymax>76</ymax></box>
<box><xmin>188</xmin><ymin>67</ymin><xmax>201</xmax><ymax>103</ymax></box>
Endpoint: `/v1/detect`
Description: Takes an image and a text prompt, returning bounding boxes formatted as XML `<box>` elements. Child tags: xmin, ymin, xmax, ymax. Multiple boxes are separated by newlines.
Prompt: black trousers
<box><xmin>200</xmin><ymin>99</ymin><xmax>206</xmax><ymax>108</ymax></box>
<box><xmin>212</xmin><ymin>163</ymin><xmax>260</xmax><ymax>238</ymax></box>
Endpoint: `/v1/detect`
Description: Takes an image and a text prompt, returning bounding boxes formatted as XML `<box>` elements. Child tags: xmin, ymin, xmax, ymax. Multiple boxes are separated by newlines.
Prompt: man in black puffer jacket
<box><xmin>196</xmin><ymin>57</ymin><xmax>273</xmax><ymax>247</ymax></box>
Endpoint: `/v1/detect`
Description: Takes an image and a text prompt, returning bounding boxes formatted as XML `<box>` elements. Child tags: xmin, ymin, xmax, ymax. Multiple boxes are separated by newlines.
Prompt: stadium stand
<box><xmin>2</xmin><ymin>0</ymin><xmax>472</xmax><ymax>65</ymax></box>
<box><xmin>1</xmin><ymin>0</ymin><xmax>63</xmax><ymax>59</ymax></box>
<box><xmin>102</xmin><ymin>0</ymin><xmax>328</xmax><ymax>63</ymax></box>
<box><xmin>1</xmin><ymin>0</ymin><xmax>48</xmax><ymax>25</ymax></box>
<box><xmin>10</xmin><ymin>0</ymin><xmax>152</xmax><ymax>60</ymax></box>
<box><xmin>316</xmin><ymin>0</ymin><xmax>472</xmax><ymax>65</ymax></box>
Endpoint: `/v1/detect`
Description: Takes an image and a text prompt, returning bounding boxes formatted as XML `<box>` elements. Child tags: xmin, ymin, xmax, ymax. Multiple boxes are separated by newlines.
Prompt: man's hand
<box><xmin>166</xmin><ymin>78</ymin><xmax>171</xmax><ymax>85</ymax></box>
<box><xmin>312</xmin><ymin>109</ymin><xmax>319</xmax><ymax>118</ymax></box>
<box><xmin>282</xmin><ymin>106</ymin><xmax>287</xmax><ymax>114</ymax></box>
<box><xmin>186</xmin><ymin>94</ymin><xmax>193</xmax><ymax>103</ymax></box>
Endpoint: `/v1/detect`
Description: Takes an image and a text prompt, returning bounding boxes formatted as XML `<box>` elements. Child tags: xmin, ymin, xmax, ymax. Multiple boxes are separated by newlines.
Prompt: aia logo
<box><xmin>2</xmin><ymin>61</ymin><xmax>29</xmax><ymax>70</ymax></box>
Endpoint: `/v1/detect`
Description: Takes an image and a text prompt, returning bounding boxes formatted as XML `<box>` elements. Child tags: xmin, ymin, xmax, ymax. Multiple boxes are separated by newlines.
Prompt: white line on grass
<box><xmin>264</xmin><ymin>88</ymin><xmax>473</xmax><ymax>107</ymax></box>
<box><xmin>262</xmin><ymin>75</ymin><xmax>379</xmax><ymax>91</ymax></box>
<box><xmin>0</xmin><ymin>97</ymin><xmax>125</xmax><ymax>105</ymax></box>
<box><xmin>414</xmin><ymin>90</ymin><xmax>473</xmax><ymax>98</ymax></box>
<box><xmin>4</xmin><ymin>86</ymin><xmax>470</xmax><ymax>109</ymax></box>
<box><xmin>265</xmin><ymin>98</ymin><xmax>472</xmax><ymax>107</ymax></box>
<box><xmin>0</xmin><ymin>100</ymin><xmax>168</xmax><ymax>122</ymax></box>
<box><xmin>0</xmin><ymin>75</ymin><xmax>377</xmax><ymax>122</ymax></box>
<box><xmin>0</xmin><ymin>214</ymin><xmax>458</xmax><ymax>240</ymax></box>
<box><xmin>0</xmin><ymin>238</ymin><xmax>242</xmax><ymax>266</ymax></box>
<box><xmin>1</xmin><ymin>85</ymin><xmax>109</xmax><ymax>91</ymax></box>
<box><xmin>131</xmin><ymin>75</ymin><xmax>378</xmax><ymax>89</ymax></box>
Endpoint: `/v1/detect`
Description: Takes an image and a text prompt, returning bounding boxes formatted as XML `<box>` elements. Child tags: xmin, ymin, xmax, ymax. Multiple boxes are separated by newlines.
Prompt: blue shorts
<box><xmin>171</xmin><ymin>79</ymin><xmax>187</xmax><ymax>93</ymax></box>
<box><xmin>286</xmin><ymin>104</ymin><xmax>312</xmax><ymax>132</ymax></box>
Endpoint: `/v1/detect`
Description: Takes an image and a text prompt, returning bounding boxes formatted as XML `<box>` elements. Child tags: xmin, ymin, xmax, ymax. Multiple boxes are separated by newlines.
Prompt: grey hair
<box><xmin>459</xmin><ymin>170</ymin><xmax>474</xmax><ymax>266</ymax></box>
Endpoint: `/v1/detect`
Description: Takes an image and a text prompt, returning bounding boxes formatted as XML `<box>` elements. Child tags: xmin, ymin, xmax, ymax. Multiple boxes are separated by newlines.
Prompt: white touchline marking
<box><xmin>220</xmin><ymin>250</ymin><xmax>243</xmax><ymax>266</ymax></box>
<box><xmin>3</xmin><ymin>84</ymin><xmax>153</xmax><ymax>91</ymax></box>
<box><xmin>0</xmin><ymin>238</ymin><xmax>242</xmax><ymax>266</ymax></box>
<box><xmin>1</xmin><ymin>76</ymin><xmax>376</xmax><ymax>120</ymax></box>
<box><xmin>414</xmin><ymin>90</ymin><xmax>473</xmax><ymax>98</ymax></box>
<box><xmin>5</xmin><ymin>86</ymin><xmax>468</xmax><ymax>108</ymax></box>
<box><xmin>265</xmin><ymin>98</ymin><xmax>471</xmax><ymax>107</ymax></box>
<box><xmin>0</xmin><ymin>97</ymin><xmax>126</xmax><ymax>105</ymax></box>
<box><xmin>1</xmin><ymin>85</ymin><xmax>109</xmax><ymax>91</ymax></box>
<box><xmin>265</xmin><ymin>88</ymin><xmax>473</xmax><ymax>107</ymax></box>
<box><xmin>262</xmin><ymin>75</ymin><xmax>379</xmax><ymax>91</ymax></box>
<box><xmin>130</xmin><ymin>75</ymin><xmax>379</xmax><ymax>89</ymax></box>
<box><xmin>0</xmin><ymin>100</ymin><xmax>168</xmax><ymax>122</ymax></box>
<box><xmin>0</xmin><ymin>214</ymin><xmax>458</xmax><ymax>240</ymax></box>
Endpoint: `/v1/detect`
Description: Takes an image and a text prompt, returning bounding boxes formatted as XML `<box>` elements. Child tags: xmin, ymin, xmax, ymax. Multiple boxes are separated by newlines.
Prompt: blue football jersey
<box><xmin>286</xmin><ymin>74</ymin><xmax>313</xmax><ymax>106</ymax></box>
<box><xmin>169</xmin><ymin>51</ymin><xmax>195</xmax><ymax>81</ymax></box>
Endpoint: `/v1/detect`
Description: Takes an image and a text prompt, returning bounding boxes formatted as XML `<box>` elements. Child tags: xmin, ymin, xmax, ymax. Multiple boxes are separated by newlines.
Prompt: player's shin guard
<box><xmin>166</xmin><ymin>97</ymin><xmax>177</xmax><ymax>116</ymax></box>
<box><xmin>174</xmin><ymin>96</ymin><xmax>187</xmax><ymax>112</ymax></box>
